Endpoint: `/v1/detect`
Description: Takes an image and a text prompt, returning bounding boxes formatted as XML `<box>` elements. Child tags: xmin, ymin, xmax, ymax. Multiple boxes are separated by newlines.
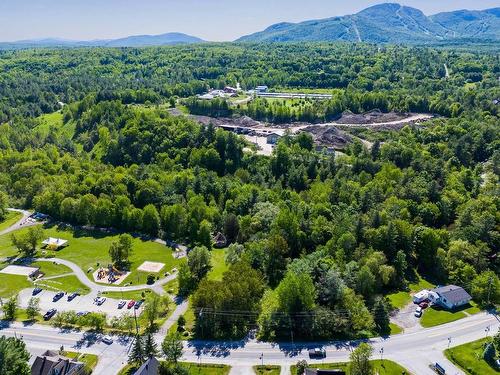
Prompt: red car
<box><xmin>419</xmin><ymin>301</ymin><xmax>429</xmax><ymax>309</ymax></box>
<box><xmin>127</xmin><ymin>300</ymin><xmax>136</xmax><ymax>309</ymax></box>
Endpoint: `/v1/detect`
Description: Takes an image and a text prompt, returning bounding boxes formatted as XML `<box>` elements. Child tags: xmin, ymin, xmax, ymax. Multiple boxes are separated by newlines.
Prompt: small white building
<box><xmin>255</xmin><ymin>85</ymin><xmax>269</xmax><ymax>93</ymax></box>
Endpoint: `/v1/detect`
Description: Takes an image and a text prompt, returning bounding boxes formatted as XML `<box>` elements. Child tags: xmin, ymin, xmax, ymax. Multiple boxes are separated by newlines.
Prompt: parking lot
<box><xmin>18</xmin><ymin>288</ymin><xmax>144</xmax><ymax>318</ymax></box>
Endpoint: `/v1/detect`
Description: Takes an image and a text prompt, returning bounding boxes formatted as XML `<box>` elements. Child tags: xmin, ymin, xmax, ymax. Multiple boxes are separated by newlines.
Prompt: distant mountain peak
<box><xmin>237</xmin><ymin>3</ymin><xmax>500</xmax><ymax>43</ymax></box>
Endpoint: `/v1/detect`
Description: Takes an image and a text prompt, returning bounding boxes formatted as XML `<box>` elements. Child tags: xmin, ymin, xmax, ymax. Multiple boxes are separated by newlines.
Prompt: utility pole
<box><xmin>133</xmin><ymin>306</ymin><xmax>139</xmax><ymax>336</ymax></box>
<box><xmin>380</xmin><ymin>347</ymin><xmax>384</xmax><ymax>362</ymax></box>
<box><xmin>259</xmin><ymin>353</ymin><xmax>264</xmax><ymax>366</ymax></box>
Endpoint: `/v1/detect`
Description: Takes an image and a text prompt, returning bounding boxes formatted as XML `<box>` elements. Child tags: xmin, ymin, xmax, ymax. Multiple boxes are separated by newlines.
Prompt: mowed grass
<box><xmin>389</xmin><ymin>323</ymin><xmax>403</xmax><ymax>335</ymax></box>
<box><xmin>0</xmin><ymin>224</ymin><xmax>181</xmax><ymax>287</ymax></box>
<box><xmin>291</xmin><ymin>360</ymin><xmax>410</xmax><ymax>375</ymax></box>
<box><xmin>32</xmin><ymin>260</ymin><xmax>73</xmax><ymax>277</ymax></box>
<box><xmin>387</xmin><ymin>276</ymin><xmax>435</xmax><ymax>309</ymax></box>
<box><xmin>0</xmin><ymin>210</ymin><xmax>22</xmax><ymax>232</ymax></box>
<box><xmin>445</xmin><ymin>338</ymin><xmax>500</xmax><ymax>375</ymax></box>
<box><xmin>118</xmin><ymin>362</ymin><xmax>230</xmax><ymax>375</ymax></box>
<box><xmin>254</xmin><ymin>365</ymin><xmax>280</xmax><ymax>375</ymax></box>
<box><xmin>0</xmin><ymin>274</ymin><xmax>33</xmax><ymax>298</ymax></box>
<box><xmin>207</xmin><ymin>248</ymin><xmax>228</xmax><ymax>281</ymax></box>
<box><xmin>421</xmin><ymin>302</ymin><xmax>480</xmax><ymax>328</ymax></box>
<box><xmin>35</xmin><ymin>274</ymin><xmax>91</xmax><ymax>294</ymax></box>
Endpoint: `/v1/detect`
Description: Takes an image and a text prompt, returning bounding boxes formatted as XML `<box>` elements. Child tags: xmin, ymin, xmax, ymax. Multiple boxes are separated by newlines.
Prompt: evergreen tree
<box><xmin>144</xmin><ymin>333</ymin><xmax>159</xmax><ymax>358</ymax></box>
<box><xmin>372</xmin><ymin>297</ymin><xmax>390</xmax><ymax>334</ymax></box>
<box><xmin>129</xmin><ymin>335</ymin><xmax>145</xmax><ymax>365</ymax></box>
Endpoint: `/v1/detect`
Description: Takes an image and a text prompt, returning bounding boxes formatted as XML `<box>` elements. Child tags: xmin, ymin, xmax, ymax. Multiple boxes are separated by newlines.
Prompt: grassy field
<box><xmin>207</xmin><ymin>248</ymin><xmax>228</xmax><ymax>281</ymax></box>
<box><xmin>421</xmin><ymin>302</ymin><xmax>481</xmax><ymax>328</ymax></box>
<box><xmin>0</xmin><ymin>274</ymin><xmax>33</xmax><ymax>298</ymax></box>
<box><xmin>168</xmin><ymin>298</ymin><xmax>195</xmax><ymax>338</ymax></box>
<box><xmin>389</xmin><ymin>323</ymin><xmax>403</xmax><ymax>335</ymax></box>
<box><xmin>35</xmin><ymin>274</ymin><xmax>91</xmax><ymax>294</ymax></box>
<box><xmin>254</xmin><ymin>365</ymin><xmax>281</xmax><ymax>375</ymax></box>
<box><xmin>291</xmin><ymin>360</ymin><xmax>410</xmax><ymax>375</ymax></box>
<box><xmin>119</xmin><ymin>362</ymin><xmax>230</xmax><ymax>375</ymax></box>
<box><xmin>445</xmin><ymin>338</ymin><xmax>500</xmax><ymax>375</ymax></box>
<box><xmin>387</xmin><ymin>276</ymin><xmax>435</xmax><ymax>309</ymax></box>
<box><xmin>0</xmin><ymin>210</ymin><xmax>22</xmax><ymax>232</ymax></box>
<box><xmin>32</xmin><ymin>260</ymin><xmax>73</xmax><ymax>277</ymax></box>
<box><xmin>0</xmin><ymin>224</ymin><xmax>182</xmax><ymax>286</ymax></box>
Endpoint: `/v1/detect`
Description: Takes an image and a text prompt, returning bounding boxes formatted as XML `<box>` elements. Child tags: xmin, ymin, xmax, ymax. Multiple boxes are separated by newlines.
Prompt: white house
<box><xmin>432</xmin><ymin>285</ymin><xmax>472</xmax><ymax>310</ymax></box>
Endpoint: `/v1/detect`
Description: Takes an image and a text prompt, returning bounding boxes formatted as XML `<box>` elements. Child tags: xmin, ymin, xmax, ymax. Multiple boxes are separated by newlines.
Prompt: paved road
<box><xmin>0</xmin><ymin>208</ymin><xmax>33</xmax><ymax>236</ymax></box>
<box><xmin>0</xmin><ymin>311</ymin><xmax>496</xmax><ymax>375</ymax></box>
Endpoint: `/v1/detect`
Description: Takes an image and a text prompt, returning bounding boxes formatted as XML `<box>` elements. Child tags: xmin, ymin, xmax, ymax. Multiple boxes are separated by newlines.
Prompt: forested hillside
<box><xmin>0</xmin><ymin>43</ymin><xmax>498</xmax><ymax>341</ymax></box>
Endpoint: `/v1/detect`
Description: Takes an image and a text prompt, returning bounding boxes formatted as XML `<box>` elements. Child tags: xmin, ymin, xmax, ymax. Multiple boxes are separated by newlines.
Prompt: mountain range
<box><xmin>237</xmin><ymin>3</ymin><xmax>500</xmax><ymax>43</ymax></box>
<box><xmin>0</xmin><ymin>32</ymin><xmax>204</xmax><ymax>49</ymax></box>
<box><xmin>1</xmin><ymin>3</ymin><xmax>499</xmax><ymax>49</ymax></box>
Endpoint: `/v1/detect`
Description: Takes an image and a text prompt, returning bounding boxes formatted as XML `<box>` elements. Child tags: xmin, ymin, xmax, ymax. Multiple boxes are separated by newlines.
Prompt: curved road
<box><xmin>36</xmin><ymin>258</ymin><xmax>177</xmax><ymax>295</ymax></box>
<box><xmin>0</xmin><ymin>208</ymin><xmax>33</xmax><ymax>236</ymax></box>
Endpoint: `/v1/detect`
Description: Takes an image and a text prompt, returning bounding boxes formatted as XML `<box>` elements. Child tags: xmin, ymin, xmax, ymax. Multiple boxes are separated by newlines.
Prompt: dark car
<box><xmin>76</xmin><ymin>311</ymin><xmax>89</xmax><ymax>317</ymax></box>
<box><xmin>52</xmin><ymin>292</ymin><xmax>64</xmax><ymax>302</ymax></box>
<box><xmin>43</xmin><ymin>309</ymin><xmax>57</xmax><ymax>320</ymax></box>
<box><xmin>134</xmin><ymin>300</ymin><xmax>143</xmax><ymax>310</ymax></box>
<box><xmin>308</xmin><ymin>348</ymin><xmax>326</xmax><ymax>359</ymax></box>
<box><xmin>32</xmin><ymin>287</ymin><xmax>42</xmax><ymax>296</ymax></box>
<box><xmin>67</xmin><ymin>292</ymin><xmax>79</xmax><ymax>301</ymax></box>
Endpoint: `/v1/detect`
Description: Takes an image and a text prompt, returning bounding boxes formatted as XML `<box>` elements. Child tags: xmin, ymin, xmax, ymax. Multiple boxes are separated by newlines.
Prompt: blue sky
<box><xmin>0</xmin><ymin>0</ymin><xmax>498</xmax><ymax>42</ymax></box>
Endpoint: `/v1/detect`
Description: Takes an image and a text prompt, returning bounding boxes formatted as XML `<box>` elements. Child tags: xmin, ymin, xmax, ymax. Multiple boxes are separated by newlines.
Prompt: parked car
<box><xmin>52</xmin><ymin>292</ymin><xmax>64</xmax><ymax>302</ymax></box>
<box><xmin>67</xmin><ymin>292</ymin><xmax>79</xmax><ymax>301</ymax></box>
<box><xmin>101</xmin><ymin>336</ymin><xmax>113</xmax><ymax>345</ymax></box>
<box><xmin>95</xmin><ymin>297</ymin><xmax>106</xmax><ymax>305</ymax></box>
<box><xmin>414</xmin><ymin>306</ymin><xmax>423</xmax><ymax>318</ymax></box>
<box><xmin>127</xmin><ymin>300</ymin><xmax>136</xmax><ymax>309</ymax></box>
<box><xmin>117</xmin><ymin>300</ymin><xmax>126</xmax><ymax>309</ymax></box>
<box><xmin>419</xmin><ymin>301</ymin><xmax>429</xmax><ymax>309</ymax></box>
<box><xmin>308</xmin><ymin>348</ymin><xmax>326</xmax><ymax>359</ymax></box>
<box><xmin>76</xmin><ymin>311</ymin><xmax>89</xmax><ymax>317</ymax></box>
<box><xmin>134</xmin><ymin>300</ymin><xmax>143</xmax><ymax>310</ymax></box>
<box><xmin>32</xmin><ymin>287</ymin><xmax>42</xmax><ymax>296</ymax></box>
<box><xmin>44</xmin><ymin>309</ymin><xmax>57</xmax><ymax>320</ymax></box>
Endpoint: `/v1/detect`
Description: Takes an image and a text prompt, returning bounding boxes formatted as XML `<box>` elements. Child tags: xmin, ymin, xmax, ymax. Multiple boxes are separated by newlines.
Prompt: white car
<box><xmin>117</xmin><ymin>300</ymin><xmax>126</xmax><ymax>309</ymax></box>
<box><xmin>95</xmin><ymin>297</ymin><xmax>106</xmax><ymax>305</ymax></box>
<box><xmin>101</xmin><ymin>336</ymin><xmax>113</xmax><ymax>345</ymax></box>
<box><xmin>414</xmin><ymin>306</ymin><xmax>423</xmax><ymax>318</ymax></box>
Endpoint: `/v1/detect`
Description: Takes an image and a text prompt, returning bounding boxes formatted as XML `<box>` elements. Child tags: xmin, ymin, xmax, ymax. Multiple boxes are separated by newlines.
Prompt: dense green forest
<box><xmin>0</xmin><ymin>43</ymin><xmax>498</xmax><ymax>341</ymax></box>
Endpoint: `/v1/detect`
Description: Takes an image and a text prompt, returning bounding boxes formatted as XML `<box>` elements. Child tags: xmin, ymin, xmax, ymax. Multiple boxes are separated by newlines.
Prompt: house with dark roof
<box><xmin>31</xmin><ymin>350</ymin><xmax>85</xmax><ymax>375</ymax></box>
<box><xmin>432</xmin><ymin>285</ymin><xmax>472</xmax><ymax>310</ymax></box>
<box><xmin>133</xmin><ymin>357</ymin><xmax>160</xmax><ymax>375</ymax></box>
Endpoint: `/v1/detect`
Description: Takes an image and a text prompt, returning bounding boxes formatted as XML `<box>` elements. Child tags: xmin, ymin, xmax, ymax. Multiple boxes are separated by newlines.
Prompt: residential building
<box><xmin>305</xmin><ymin>369</ymin><xmax>346</xmax><ymax>375</ymax></box>
<box><xmin>266</xmin><ymin>133</ymin><xmax>280</xmax><ymax>144</ymax></box>
<box><xmin>133</xmin><ymin>357</ymin><xmax>159</xmax><ymax>375</ymax></box>
<box><xmin>432</xmin><ymin>285</ymin><xmax>472</xmax><ymax>310</ymax></box>
<box><xmin>31</xmin><ymin>350</ymin><xmax>85</xmax><ymax>375</ymax></box>
<box><xmin>255</xmin><ymin>85</ymin><xmax>269</xmax><ymax>93</ymax></box>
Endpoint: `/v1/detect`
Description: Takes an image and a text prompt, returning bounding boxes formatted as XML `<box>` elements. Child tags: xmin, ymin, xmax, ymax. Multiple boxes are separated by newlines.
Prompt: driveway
<box><xmin>0</xmin><ymin>208</ymin><xmax>34</xmax><ymax>236</ymax></box>
<box><xmin>391</xmin><ymin>301</ymin><xmax>423</xmax><ymax>332</ymax></box>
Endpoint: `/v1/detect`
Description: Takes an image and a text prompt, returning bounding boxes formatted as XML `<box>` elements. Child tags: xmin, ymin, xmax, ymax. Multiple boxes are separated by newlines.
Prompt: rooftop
<box><xmin>433</xmin><ymin>285</ymin><xmax>471</xmax><ymax>304</ymax></box>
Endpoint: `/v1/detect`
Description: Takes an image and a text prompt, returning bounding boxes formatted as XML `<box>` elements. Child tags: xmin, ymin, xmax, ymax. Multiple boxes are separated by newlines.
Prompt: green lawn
<box><xmin>0</xmin><ymin>224</ymin><xmax>182</xmax><ymax>287</ymax></box>
<box><xmin>291</xmin><ymin>360</ymin><xmax>410</xmax><ymax>375</ymax></box>
<box><xmin>420</xmin><ymin>302</ymin><xmax>480</xmax><ymax>328</ymax></box>
<box><xmin>0</xmin><ymin>274</ymin><xmax>33</xmax><ymax>298</ymax></box>
<box><xmin>35</xmin><ymin>274</ymin><xmax>91</xmax><ymax>294</ymax></box>
<box><xmin>445</xmin><ymin>338</ymin><xmax>500</xmax><ymax>375</ymax></box>
<box><xmin>168</xmin><ymin>298</ymin><xmax>195</xmax><ymax>338</ymax></box>
<box><xmin>118</xmin><ymin>362</ymin><xmax>230</xmax><ymax>375</ymax></box>
<box><xmin>0</xmin><ymin>211</ymin><xmax>22</xmax><ymax>232</ymax></box>
<box><xmin>32</xmin><ymin>261</ymin><xmax>73</xmax><ymax>277</ymax></box>
<box><xmin>207</xmin><ymin>248</ymin><xmax>228</xmax><ymax>281</ymax></box>
<box><xmin>389</xmin><ymin>323</ymin><xmax>403</xmax><ymax>335</ymax></box>
<box><xmin>254</xmin><ymin>365</ymin><xmax>280</xmax><ymax>375</ymax></box>
<box><xmin>387</xmin><ymin>276</ymin><xmax>436</xmax><ymax>309</ymax></box>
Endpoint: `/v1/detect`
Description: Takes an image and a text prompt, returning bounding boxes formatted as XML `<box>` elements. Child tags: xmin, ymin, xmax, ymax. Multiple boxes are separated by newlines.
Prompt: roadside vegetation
<box><xmin>0</xmin><ymin>43</ymin><xmax>497</xmax><ymax>347</ymax></box>
<box><xmin>445</xmin><ymin>335</ymin><xmax>500</xmax><ymax>375</ymax></box>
